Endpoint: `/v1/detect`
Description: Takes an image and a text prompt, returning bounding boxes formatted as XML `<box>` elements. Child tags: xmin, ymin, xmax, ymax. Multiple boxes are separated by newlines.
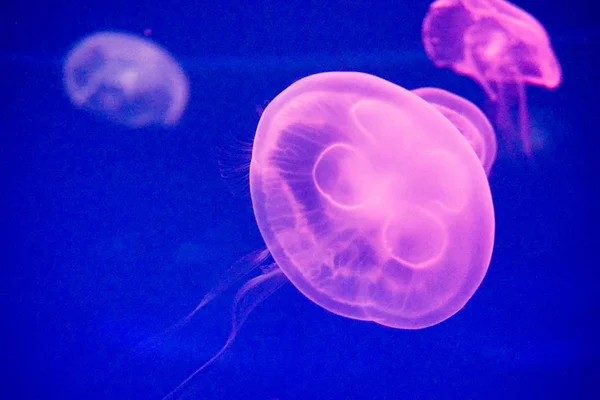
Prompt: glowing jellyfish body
<box><xmin>421</xmin><ymin>0</ymin><xmax>562</xmax><ymax>155</ymax></box>
<box><xmin>160</xmin><ymin>72</ymin><xmax>496</xmax><ymax>398</ymax></box>
<box><xmin>250</xmin><ymin>71</ymin><xmax>495</xmax><ymax>329</ymax></box>
<box><xmin>63</xmin><ymin>31</ymin><xmax>189</xmax><ymax>128</ymax></box>
<box><xmin>412</xmin><ymin>87</ymin><xmax>497</xmax><ymax>175</ymax></box>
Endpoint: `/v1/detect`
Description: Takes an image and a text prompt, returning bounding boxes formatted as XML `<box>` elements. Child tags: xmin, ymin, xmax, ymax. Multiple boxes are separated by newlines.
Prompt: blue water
<box><xmin>3</xmin><ymin>0</ymin><xmax>598</xmax><ymax>399</ymax></box>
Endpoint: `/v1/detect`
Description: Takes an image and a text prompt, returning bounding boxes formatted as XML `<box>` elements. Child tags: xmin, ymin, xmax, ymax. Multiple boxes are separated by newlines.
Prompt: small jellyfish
<box><xmin>412</xmin><ymin>87</ymin><xmax>497</xmax><ymax>175</ymax></box>
<box><xmin>159</xmin><ymin>72</ymin><xmax>495</xmax><ymax>399</ymax></box>
<box><xmin>63</xmin><ymin>31</ymin><xmax>189</xmax><ymax>128</ymax></box>
<box><xmin>421</xmin><ymin>0</ymin><xmax>562</xmax><ymax>155</ymax></box>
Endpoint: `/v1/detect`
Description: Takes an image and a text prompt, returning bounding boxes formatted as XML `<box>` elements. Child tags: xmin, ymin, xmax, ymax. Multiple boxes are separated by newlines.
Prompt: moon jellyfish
<box><xmin>162</xmin><ymin>72</ymin><xmax>495</xmax><ymax>399</ymax></box>
<box><xmin>421</xmin><ymin>0</ymin><xmax>562</xmax><ymax>155</ymax></box>
<box><xmin>252</xmin><ymin>71</ymin><xmax>495</xmax><ymax>329</ymax></box>
<box><xmin>412</xmin><ymin>87</ymin><xmax>497</xmax><ymax>175</ymax></box>
<box><xmin>63</xmin><ymin>31</ymin><xmax>189</xmax><ymax>128</ymax></box>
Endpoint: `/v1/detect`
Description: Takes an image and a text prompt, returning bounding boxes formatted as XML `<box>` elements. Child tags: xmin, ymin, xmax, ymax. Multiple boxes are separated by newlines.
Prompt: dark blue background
<box><xmin>3</xmin><ymin>0</ymin><xmax>598</xmax><ymax>399</ymax></box>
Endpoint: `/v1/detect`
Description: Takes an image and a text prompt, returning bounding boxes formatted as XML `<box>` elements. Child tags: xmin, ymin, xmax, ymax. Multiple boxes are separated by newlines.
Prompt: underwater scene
<box><xmin>4</xmin><ymin>0</ymin><xmax>598</xmax><ymax>399</ymax></box>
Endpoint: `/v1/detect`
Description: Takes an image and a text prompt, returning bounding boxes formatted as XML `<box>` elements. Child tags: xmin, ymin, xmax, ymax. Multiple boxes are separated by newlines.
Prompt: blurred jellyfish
<box><xmin>412</xmin><ymin>87</ymin><xmax>497</xmax><ymax>175</ymax></box>
<box><xmin>63</xmin><ymin>31</ymin><xmax>189</xmax><ymax>128</ymax></box>
<box><xmin>160</xmin><ymin>72</ymin><xmax>495</xmax><ymax>399</ymax></box>
<box><xmin>422</xmin><ymin>0</ymin><xmax>562</xmax><ymax>155</ymax></box>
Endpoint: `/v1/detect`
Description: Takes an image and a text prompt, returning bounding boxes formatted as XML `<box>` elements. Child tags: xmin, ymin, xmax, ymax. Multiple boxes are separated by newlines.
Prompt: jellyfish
<box><xmin>421</xmin><ymin>0</ymin><xmax>562</xmax><ymax>155</ymax></box>
<box><xmin>63</xmin><ymin>31</ymin><xmax>189</xmax><ymax>128</ymax></box>
<box><xmin>412</xmin><ymin>87</ymin><xmax>497</xmax><ymax>175</ymax></box>
<box><xmin>161</xmin><ymin>72</ymin><xmax>495</xmax><ymax>399</ymax></box>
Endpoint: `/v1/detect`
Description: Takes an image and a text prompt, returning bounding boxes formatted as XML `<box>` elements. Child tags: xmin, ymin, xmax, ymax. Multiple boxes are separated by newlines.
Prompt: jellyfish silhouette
<box><xmin>412</xmin><ymin>87</ymin><xmax>497</xmax><ymax>175</ymax></box>
<box><xmin>161</xmin><ymin>72</ymin><xmax>495</xmax><ymax>399</ymax></box>
<box><xmin>421</xmin><ymin>0</ymin><xmax>562</xmax><ymax>155</ymax></box>
<box><xmin>63</xmin><ymin>31</ymin><xmax>189</xmax><ymax>128</ymax></box>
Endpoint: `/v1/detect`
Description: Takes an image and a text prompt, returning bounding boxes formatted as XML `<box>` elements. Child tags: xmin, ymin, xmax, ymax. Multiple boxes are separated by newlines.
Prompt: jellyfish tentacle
<box><xmin>515</xmin><ymin>79</ymin><xmax>532</xmax><ymax>156</ymax></box>
<box><xmin>162</xmin><ymin>265</ymin><xmax>287</xmax><ymax>400</ymax></box>
<box><xmin>130</xmin><ymin>248</ymin><xmax>270</xmax><ymax>356</ymax></box>
<box><xmin>186</xmin><ymin>249</ymin><xmax>271</xmax><ymax>319</ymax></box>
<box><xmin>100</xmin><ymin>249</ymin><xmax>272</xmax><ymax>386</ymax></box>
<box><xmin>494</xmin><ymin>80</ymin><xmax>515</xmax><ymax>150</ymax></box>
<box><xmin>216</xmin><ymin>127</ymin><xmax>255</xmax><ymax>198</ymax></box>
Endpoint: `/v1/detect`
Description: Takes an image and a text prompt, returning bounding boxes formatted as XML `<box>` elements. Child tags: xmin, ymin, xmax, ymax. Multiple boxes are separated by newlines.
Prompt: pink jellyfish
<box><xmin>161</xmin><ymin>72</ymin><xmax>495</xmax><ymax>399</ymax></box>
<box><xmin>421</xmin><ymin>0</ymin><xmax>562</xmax><ymax>155</ymax></box>
<box><xmin>63</xmin><ymin>31</ymin><xmax>189</xmax><ymax>128</ymax></box>
<box><xmin>412</xmin><ymin>87</ymin><xmax>497</xmax><ymax>175</ymax></box>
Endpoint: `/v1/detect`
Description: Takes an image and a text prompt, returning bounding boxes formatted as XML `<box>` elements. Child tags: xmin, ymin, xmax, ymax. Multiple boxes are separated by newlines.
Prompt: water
<box><xmin>3</xmin><ymin>0</ymin><xmax>598</xmax><ymax>399</ymax></box>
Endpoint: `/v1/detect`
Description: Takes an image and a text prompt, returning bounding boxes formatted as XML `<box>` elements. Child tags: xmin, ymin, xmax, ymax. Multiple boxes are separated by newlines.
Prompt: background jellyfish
<box><xmin>63</xmin><ymin>31</ymin><xmax>189</xmax><ymax>128</ymax></box>
<box><xmin>158</xmin><ymin>71</ymin><xmax>495</xmax><ymax>398</ymax></box>
<box><xmin>412</xmin><ymin>87</ymin><xmax>497</xmax><ymax>175</ymax></box>
<box><xmin>421</xmin><ymin>0</ymin><xmax>562</xmax><ymax>155</ymax></box>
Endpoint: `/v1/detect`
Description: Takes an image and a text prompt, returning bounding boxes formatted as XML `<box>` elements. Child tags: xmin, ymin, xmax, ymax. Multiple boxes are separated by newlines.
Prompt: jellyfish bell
<box><xmin>63</xmin><ymin>31</ymin><xmax>189</xmax><ymax>128</ymax></box>
<box><xmin>251</xmin><ymin>71</ymin><xmax>495</xmax><ymax>330</ymax></box>
<box><xmin>421</xmin><ymin>0</ymin><xmax>562</xmax><ymax>155</ymax></box>
<box><xmin>412</xmin><ymin>87</ymin><xmax>497</xmax><ymax>175</ymax></box>
<box><xmin>160</xmin><ymin>71</ymin><xmax>495</xmax><ymax>399</ymax></box>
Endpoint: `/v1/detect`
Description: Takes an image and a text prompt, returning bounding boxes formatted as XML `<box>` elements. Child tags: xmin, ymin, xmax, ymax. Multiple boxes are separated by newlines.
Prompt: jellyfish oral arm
<box><xmin>515</xmin><ymin>79</ymin><xmax>532</xmax><ymax>156</ymax></box>
<box><xmin>124</xmin><ymin>248</ymin><xmax>270</xmax><ymax>364</ymax></box>
<box><xmin>162</xmin><ymin>265</ymin><xmax>287</xmax><ymax>400</ymax></box>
